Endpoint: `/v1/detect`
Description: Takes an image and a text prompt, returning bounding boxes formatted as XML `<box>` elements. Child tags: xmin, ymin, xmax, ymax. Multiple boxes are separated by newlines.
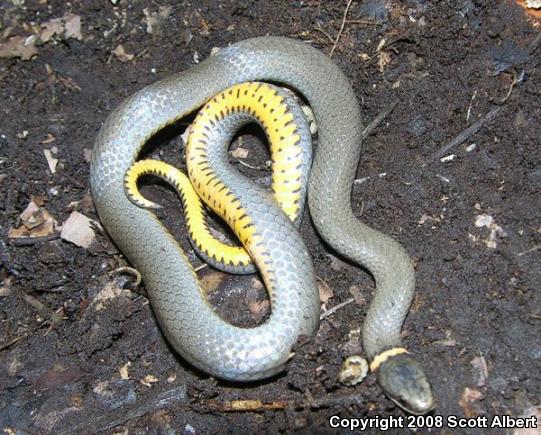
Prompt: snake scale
<box><xmin>90</xmin><ymin>36</ymin><xmax>434</xmax><ymax>414</ymax></box>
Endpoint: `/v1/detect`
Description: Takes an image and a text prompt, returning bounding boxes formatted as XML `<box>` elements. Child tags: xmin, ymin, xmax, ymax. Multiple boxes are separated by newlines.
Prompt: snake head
<box><xmin>377</xmin><ymin>353</ymin><xmax>435</xmax><ymax>415</ymax></box>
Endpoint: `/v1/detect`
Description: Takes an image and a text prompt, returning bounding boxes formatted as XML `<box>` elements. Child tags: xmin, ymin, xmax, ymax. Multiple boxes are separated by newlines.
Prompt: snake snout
<box><xmin>376</xmin><ymin>353</ymin><xmax>435</xmax><ymax>415</ymax></box>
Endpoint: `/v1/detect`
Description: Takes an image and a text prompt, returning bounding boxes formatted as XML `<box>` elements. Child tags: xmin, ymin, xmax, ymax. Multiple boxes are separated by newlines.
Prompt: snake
<box><xmin>90</xmin><ymin>36</ymin><xmax>434</xmax><ymax>414</ymax></box>
<box><xmin>123</xmin><ymin>82</ymin><xmax>312</xmax><ymax>275</ymax></box>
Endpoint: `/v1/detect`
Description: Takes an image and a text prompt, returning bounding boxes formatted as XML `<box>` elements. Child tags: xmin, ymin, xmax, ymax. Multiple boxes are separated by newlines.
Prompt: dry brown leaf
<box><xmin>348</xmin><ymin>285</ymin><xmax>366</xmax><ymax>306</ymax></box>
<box><xmin>199</xmin><ymin>271</ymin><xmax>225</xmax><ymax>293</ymax></box>
<box><xmin>248</xmin><ymin>300</ymin><xmax>270</xmax><ymax>323</ymax></box>
<box><xmin>60</xmin><ymin>211</ymin><xmax>95</xmax><ymax>249</ymax></box>
<box><xmin>79</xmin><ymin>193</ymin><xmax>94</xmax><ymax>213</ymax></box>
<box><xmin>112</xmin><ymin>44</ymin><xmax>134</xmax><ymax>62</ymax></box>
<box><xmin>459</xmin><ymin>387</ymin><xmax>484</xmax><ymax>418</ymax></box>
<box><xmin>8</xmin><ymin>201</ymin><xmax>57</xmax><ymax>238</ymax></box>
<box><xmin>317</xmin><ymin>279</ymin><xmax>334</xmax><ymax>306</ymax></box>
<box><xmin>58</xmin><ymin>75</ymin><xmax>81</xmax><ymax>91</ymax></box>
<box><xmin>0</xmin><ymin>36</ymin><xmax>38</xmax><ymax>60</ymax></box>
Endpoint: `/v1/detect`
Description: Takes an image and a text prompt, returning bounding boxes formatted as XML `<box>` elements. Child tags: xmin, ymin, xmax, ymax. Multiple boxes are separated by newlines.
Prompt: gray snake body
<box><xmin>90</xmin><ymin>36</ymin><xmax>434</xmax><ymax>413</ymax></box>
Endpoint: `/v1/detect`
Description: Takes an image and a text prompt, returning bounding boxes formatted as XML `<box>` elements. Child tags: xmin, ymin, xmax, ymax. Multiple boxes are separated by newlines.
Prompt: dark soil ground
<box><xmin>1</xmin><ymin>1</ymin><xmax>540</xmax><ymax>434</ymax></box>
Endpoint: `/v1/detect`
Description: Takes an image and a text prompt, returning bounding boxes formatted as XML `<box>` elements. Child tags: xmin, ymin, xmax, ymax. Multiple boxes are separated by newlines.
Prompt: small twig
<box><xmin>466</xmin><ymin>90</ymin><xmax>477</xmax><ymax>122</ymax></box>
<box><xmin>236</xmin><ymin>158</ymin><xmax>267</xmax><ymax>171</ymax></box>
<box><xmin>38</xmin><ymin>160</ymin><xmax>86</xmax><ymax>189</ymax></box>
<box><xmin>8</xmin><ymin>233</ymin><xmax>60</xmax><ymax>247</ymax></box>
<box><xmin>16</xmin><ymin>290</ymin><xmax>64</xmax><ymax>327</ymax></box>
<box><xmin>499</xmin><ymin>71</ymin><xmax>518</xmax><ymax>104</ymax></box>
<box><xmin>56</xmin><ymin>169</ymin><xmax>86</xmax><ymax>189</ymax></box>
<box><xmin>361</xmin><ymin>100</ymin><xmax>398</xmax><ymax>140</ymax></box>
<box><xmin>314</xmin><ymin>25</ymin><xmax>335</xmax><ymax>44</ymax></box>
<box><xmin>517</xmin><ymin>245</ymin><xmax>540</xmax><ymax>257</ymax></box>
<box><xmin>194</xmin><ymin>263</ymin><xmax>208</xmax><ymax>272</ymax></box>
<box><xmin>0</xmin><ymin>335</ymin><xmax>25</xmax><ymax>352</ymax></box>
<box><xmin>346</xmin><ymin>19</ymin><xmax>381</xmax><ymax>26</ymax></box>
<box><xmin>330</xmin><ymin>0</ymin><xmax>354</xmax><ymax>57</ymax></box>
<box><xmin>320</xmin><ymin>297</ymin><xmax>355</xmax><ymax>320</ymax></box>
<box><xmin>205</xmin><ymin>390</ymin><xmax>367</xmax><ymax>412</ymax></box>
<box><xmin>424</xmin><ymin>107</ymin><xmax>502</xmax><ymax>165</ymax></box>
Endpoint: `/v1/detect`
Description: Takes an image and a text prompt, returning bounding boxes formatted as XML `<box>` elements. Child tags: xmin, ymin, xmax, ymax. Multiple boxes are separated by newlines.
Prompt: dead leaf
<box><xmin>248</xmin><ymin>300</ymin><xmax>270</xmax><ymax>323</ymax></box>
<box><xmin>0</xmin><ymin>36</ymin><xmax>38</xmax><ymax>60</ymax></box>
<box><xmin>39</xmin><ymin>13</ymin><xmax>82</xmax><ymax>42</ymax></box>
<box><xmin>60</xmin><ymin>211</ymin><xmax>95</xmax><ymax>249</ymax></box>
<box><xmin>166</xmin><ymin>373</ymin><xmax>177</xmax><ymax>383</ymax></box>
<box><xmin>90</xmin><ymin>281</ymin><xmax>132</xmax><ymax>311</ymax></box>
<box><xmin>8</xmin><ymin>201</ymin><xmax>57</xmax><ymax>238</ymax></box>
<box><xmin>348</xmin><ymin>285</ymin><xmax>366</xmax><ymax>306</ymax></box>
<box><xmin>44</xmin><ymin>149</ymin><xmax>58</xmax><ymax>173</ymax></box>
<box><xmin>199</xmin><ymin>271</ymin><xmax>225</xmax><ymax>293</ymax></box>
<box><xmin>377</xmin><ymin>51</ymin><xmax>391</xmax><ymax>72</ymax></box>
<box><xmin>63</xmin><ymin>13</ymin><xmax>82</xmax><ymax>40</ymax></box>
<box><xmin>418</xmin><ymin>214</ymin><xmax>442</xmax><ymax>225</ymax></box>
<box><xmin>79</xmin><ymin>193</ymin><xmax>94</xmax><ymax>213</ymax></box>
<box><xmin>474</xmin><ymin>214</ymin><xmax>507</xmax><ymax>249</ymax></box>
<box><xmin>317</xmin><ymin>279</ymin><xmax>334</xmax><ymax>307</ymax></box>
<box><xmin>39</xmin><ymin>18</ymin><xmax>64</xmax><ymax>42</ymax></box>
<box><xmin>83</xmin><ymin>148</ymin><xmax>92</xmax><ymax>162</ymax></box>
<box><xmin>459</xmin><ymin>387</ymin><xmax>484</xmax><ymax>417</ymax></box>
<box><xmin>41</xmin><ymin>133</ymin><xmax>56</xmax><ymax>144</ymax></box>
<box><xmin>112</xmin><ymin>44</ymin><xmax>134</xmax><ymax>62</ymax></box>
<box><xmin>31</xmin><ymin>195</ymin><xmax>47</xmax><ymax>207</ymax></box>
<box><xmin>230</xmin><ymin>147</ymin><xmax>249</xmax><ymax>159</ymax></box>
<box><xmin>470</xmin><ymin>355</ymin><xmax>489</xmax><ymax>387</ymax></box>
<box><xmin>0</xmin><ymin>276</ymin><xmax>14</xmax><ymax>297</ymax></box>
<box><xmin>119</xmin><ymin>362</ymin><xmax>131</xmax><ymax>380</ymax></box>
<box><xmin>140</xmin><ymin>374</ymin><xmax>158</xmax><ymax>387</ymax></box>
<box><xmin>143</xmin><ymin>6</ymin><xmax>173</xmax><ymax>35</ymax></box>
<box><xmin>58</xmin><ymin>75</ymin><xmax>81</xmax><ymax>91</ymax></box>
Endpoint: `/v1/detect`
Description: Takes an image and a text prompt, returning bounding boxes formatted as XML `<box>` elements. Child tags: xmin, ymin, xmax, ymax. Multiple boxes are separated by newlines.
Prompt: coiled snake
<box><xmin>90</xmin><ymin>36</ymin><xmax>434</xmax><ymax>414</ymax></box>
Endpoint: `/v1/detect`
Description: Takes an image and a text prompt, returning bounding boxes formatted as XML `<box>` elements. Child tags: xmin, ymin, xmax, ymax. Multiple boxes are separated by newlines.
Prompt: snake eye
<box><xmin>376</xmin><ymin>353</ymin><xmax>435</xmax><ymax>414</ymax></box>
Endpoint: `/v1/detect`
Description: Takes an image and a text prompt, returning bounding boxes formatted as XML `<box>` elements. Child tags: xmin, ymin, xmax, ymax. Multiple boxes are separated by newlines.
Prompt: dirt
<box><xmin>1</xmin><ymin>0</ymin><xmax>540</xmax><ymax>434</ymax></box>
